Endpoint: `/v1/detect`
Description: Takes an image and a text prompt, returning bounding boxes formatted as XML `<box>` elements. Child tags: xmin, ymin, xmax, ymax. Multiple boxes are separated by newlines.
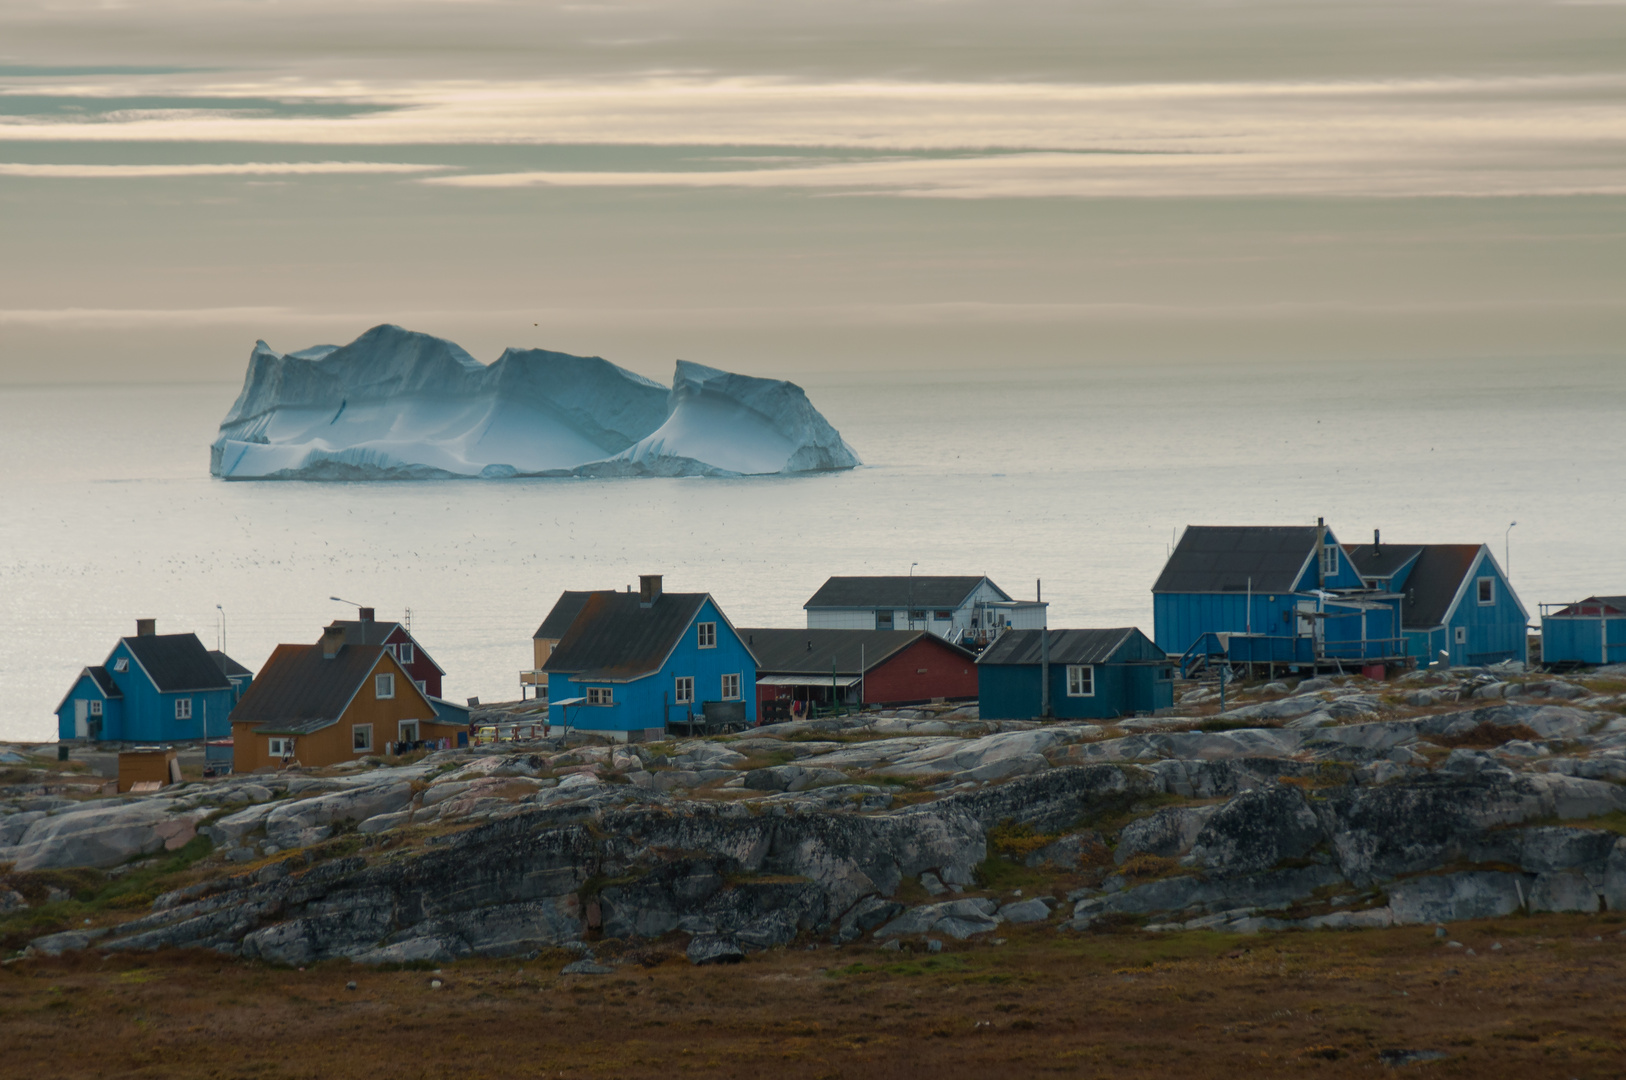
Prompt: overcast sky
<box><xmin>2</xmin><ymin>0</ymin><xmax>1624</xmax><ymax>383</ymax></box>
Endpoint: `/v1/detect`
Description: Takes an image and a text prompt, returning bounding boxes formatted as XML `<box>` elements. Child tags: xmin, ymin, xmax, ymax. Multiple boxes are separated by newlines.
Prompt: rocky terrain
<box><xmin>5</xmin><ymin>663</ymin><xmax>1626</xmax><ymax>969</ymax></box>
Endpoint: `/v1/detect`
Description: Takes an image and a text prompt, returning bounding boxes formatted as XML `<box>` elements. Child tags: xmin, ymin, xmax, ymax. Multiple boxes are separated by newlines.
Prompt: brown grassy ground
<box><xmin>4</xmin><ymin>916</ymin><xmax>1626</xmax><ymax>1079</ymax></box>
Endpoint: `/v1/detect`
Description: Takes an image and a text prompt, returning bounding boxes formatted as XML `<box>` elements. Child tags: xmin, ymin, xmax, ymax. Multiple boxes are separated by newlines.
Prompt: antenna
<box><xmin>405</xmin><ymin>606</ymin><xmax>412</xmax><ymax>633</ymax></box>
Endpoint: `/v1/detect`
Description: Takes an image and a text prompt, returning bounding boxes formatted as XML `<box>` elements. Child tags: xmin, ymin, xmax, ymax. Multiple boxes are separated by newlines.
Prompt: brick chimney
<box><xmin>136</xmin><ymin>618</ymin><xmax>156</xmax><ymax>637</ymax></box>
<box><xmin>639</xmin><ymin>574</ymin><xmax>663</xmax><ymax>608</ymax></box>
<box><xmin>358</xmin><ymin>607</ymin><xmax>375</xmax><ymax>622</ymax></box>
<box><xmin>321</xmin><ymin>625</ymin><xmax>346</xmax><ymax>659</ymax></box>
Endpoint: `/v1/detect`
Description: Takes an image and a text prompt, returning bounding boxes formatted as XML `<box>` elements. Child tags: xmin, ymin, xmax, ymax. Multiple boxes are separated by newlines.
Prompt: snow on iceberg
<box><xmin>209</xmin><ymin>324</ymin><xmax>860</xmax><ymax>480</ymax></box>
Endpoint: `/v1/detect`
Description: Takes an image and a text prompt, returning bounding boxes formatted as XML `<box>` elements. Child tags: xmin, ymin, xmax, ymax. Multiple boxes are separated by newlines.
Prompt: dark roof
<box><xmin>323</xmin><ymin>620</ymin><xmax>444</xmax><ymax>674</ymax></box>
<box><xmin>229</xmin><ymin>643</ymin><xmax>412</xmax><ymax>733</ymax></box>
<box><xmin>1344</xmin><ymin>543</ymin><xmax>1483</xmax><ymax>628</ymax></box>
<box><xmin>121</xmin><ymin>633</ymin><xmax>233</xmax><ymax>693</ymax></box>
<box><xmin>534</xmin><ymin>591</ymin><xmax>596</xmax><ymax>639</ymax></box>
<box><xmin>88</xmin><ymin>666</ymin><xmax>123</xmax><ymax>698</ymax></box>
<box><xmin>208</xmin><ymin>650</ymin><xmax>253</xmax><ymax>678</ymax></box>
<box><xmin>978</xmin><ymin>628</ymin><xmax>1157</xmax><ymax>666</ymax></box>
<box><xmin>739</xmin><ymin>628</ymin><xmax>960</xmax><ymax>675</ymax></box>
<box><xmin>804</xmin><ymin>576</ymin><xmax>1009</xmax><ymax>610</ymax></box>
<box><xmin>1342</xmin><ymin>544</ymin><xmax>1424</xmax><ymax>580</ymax></box>
<box><xmin>543</xmin><ymin>591</ymin><xmax>710</xmax><ymax>681</ymax></box>
<box><xmin>1151</xmin><ymin>526</ymin><xmax>1322</xmax><ymax>594</ymax></box>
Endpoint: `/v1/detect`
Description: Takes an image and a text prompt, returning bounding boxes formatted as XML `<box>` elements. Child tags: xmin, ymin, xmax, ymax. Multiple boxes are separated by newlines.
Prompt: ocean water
<box><xmin>1</xmin><ymin>356</ymin><xmax>1620</xmax><ymax>743</ymax></box>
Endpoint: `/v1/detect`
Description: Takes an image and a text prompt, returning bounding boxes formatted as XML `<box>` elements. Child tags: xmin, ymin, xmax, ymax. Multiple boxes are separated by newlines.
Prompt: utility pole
<box><xmin>1505</xmin><ymin>521</ymin><xmax>1517</xmax><ymax>581</ymax></box>
<box><xmin>1040</xmin><ymin>629</ymin><xmax>1052</xmax><ymax>719</ymax></box>
<box><xmin>908</xmin><ymin>562</ymin><xmax>918</xmax><ymax>631</ymax></box>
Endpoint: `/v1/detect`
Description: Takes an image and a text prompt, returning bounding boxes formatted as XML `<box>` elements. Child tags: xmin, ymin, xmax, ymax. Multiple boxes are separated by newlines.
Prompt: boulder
<box><xmin>997</xmin><ymin>897</ymin><xmax>1051</xmax><ymax>924</ymax></box>
<box><xmin>1527</xmin><ymin>870</ymin><xmax>1600</xmax><ymax>913</ymax></box>
<box><xmin>1185</xmin><ymin>785</ymin><xmax>1324</xmax><ymax>876</ymax></box>
<box><xmin>687</xmin><ymin>934</ymin><xmax>745</xmax><ymax>965</ymax></box>
<box><xmin>1115</xmin><ymin>805</ymin><xmax>1217</xmax><ymax>864</ymax></box>
<box><xmin>2</xmin><ymin>802</ymin><xmax>206</xmax><ymax>871</ymax></box>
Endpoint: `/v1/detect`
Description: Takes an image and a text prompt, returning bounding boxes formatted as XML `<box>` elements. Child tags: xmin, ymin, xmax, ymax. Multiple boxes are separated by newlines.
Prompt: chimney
<box><xmin>321</xmin><ymin>625</ymin><xmax>346</xmax><ymax>659</ymax></box>
<box><xmin>136</xmin><ymin>618</ymin><xmax>156</xmax><ymax>637</ymax></box>
<box><xmin>639</xmin><ymin>574</ymin><xmax>663</xmax><ymax>607</ymax></box>
<box><xmin>1374</xmin><ymin>528</ymin><xmax>1381</xmax><ymax>555</ymax></box>
<box><xmin>358</xmin><ymin>606</ymin><xmax>375</xmax><ymax>622</ymax></box>
<box><xmin>1036</xmin><ymin>578</ymin><xmax>1042</xmax><ymax>603</ymax></box>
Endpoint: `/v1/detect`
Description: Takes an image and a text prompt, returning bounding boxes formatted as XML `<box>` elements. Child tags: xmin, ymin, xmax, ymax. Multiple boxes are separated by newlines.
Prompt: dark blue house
<box><xmin>1153</xmin><ymin>522</ymin><xmax>1403</xmax><ymax>671</ymax></box>
<box><xmin>543</xmin><ymin>575</ymin><xmax>757</xmax><ymax>741</ymax></box>
<box><xmin>1540</xmin><ymin>595</ymin><xmax>1626</xmax><ymax>668</ymax></box>
<box><xmin>977</xmin><ymin>628</ymin><xmax>1173</xmax><ymax>721</ymax></box>
<box><xmin>55</xmin><ymin>619</ymin><xmax>239</xmax><ymax>743</ymax></box>
<box><xmin>1344</xmin><ymin>541</ymin><xmax>1528</xmax><ymax>667</ymax></box>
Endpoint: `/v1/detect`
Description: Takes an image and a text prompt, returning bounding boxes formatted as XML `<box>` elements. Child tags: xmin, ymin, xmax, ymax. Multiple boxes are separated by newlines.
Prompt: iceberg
<box><xmin>209</xmin><ymin>325</ymin><xmax>860</xmax><ymax>480</ymax></box>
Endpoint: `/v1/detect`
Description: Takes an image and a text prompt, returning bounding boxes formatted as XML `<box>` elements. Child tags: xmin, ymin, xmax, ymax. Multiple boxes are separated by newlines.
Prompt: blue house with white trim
<box><xmin>542</xmin><ymin>575</ymin><xmax>757</xmax><ymax>741</ymax></box>
<box><xmin>55</xmin><ymin>619</ymin><xmax>239</xmax><ymax>743</ymax></box>
<box><xmin>977</xmin><ymin>628</ymin><xmax>1172</xmax><ymax>720</ymax></box>
<box><xmin>1152</xmin><ymin>522</ymin><xmax>1404</xmax><ymax>671</ymax></box>
<box><xmin>1540</xmin><ymin>595</ymin><xmax>1626</xmax><ymax>667</ymax></box>
<box><xmin>1344</xmin><ymin>540</ymin><xmax>1528</xmax><ymax>667</ymax></box>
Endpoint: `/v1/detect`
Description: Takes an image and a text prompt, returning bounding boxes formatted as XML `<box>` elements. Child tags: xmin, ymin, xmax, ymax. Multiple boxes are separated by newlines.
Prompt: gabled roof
<box><xmin>740</xmin><ymin>628</ymin><xmax>964</xmax><ymax>675</ymax></box>
<box><xmin>804</xmin><ymin>575</ymin><xmax>1009</xmax><ymax>610</ymax></box>
<box><xmin>119</xmin><ymin>633</ymin><xmax>233</xmax><ymax>693</ymax></box>
<box><xmin>1343</xmin><ymin>543</ymin><xmax>1424</xmax><ymax>581</ymax></box>
<box><xmin>534</xmin><ymin>591</ymin><xmax>597</xmax><ymax>639</ymax></box>
<box><xmin>208</xmin><ymin>650</ymin><xmax>253</xmax><ymax>678</ymax></box>
<box><xmin>88</xmin><ymin>666</ymin><xmax>122</xmax><ymax>698</ymax></box>
<box><xmin>229</xmin><ymin>642</ymin><xmax>423</xmax><ymax>734</ymax></box>
<box><xmin>325</xmin><ymin>619</ymin><xmax>446</xmax><ymax>674</ymax></box>
<box><xmin>1151</xmin><ymin>525</ymin><xmax>1323</xmax><ymax>594</ymax></box>
<box><xmin>977</xmin><ymin>628</ymin><xmax>1158</xmax><ymax>667</ymax></box>
<box><xmin>1550</xmin><ymin>595</ymin><xmax>1626</xmax><ymax>617</ymax></box>
<box><xmin>543</xmin><ymin>591</ymin><xmax>711</xmax><ymax>682</ymax></box>
<box><xmin>1342</xmin><ymin>543</ymin><xmax>1485</xmax><ymax>628</ymax></box>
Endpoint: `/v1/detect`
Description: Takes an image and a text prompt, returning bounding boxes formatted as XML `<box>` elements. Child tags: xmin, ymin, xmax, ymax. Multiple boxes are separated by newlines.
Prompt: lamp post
<box><xmin>1504</xmin><ymin>522</ymin><xmax>1517</xmax><ymax>581</ymax></box>
<box><xmin>215</xmin><ymin>604</ymin><xmax>225</xmax><ymax>655</ymax></box>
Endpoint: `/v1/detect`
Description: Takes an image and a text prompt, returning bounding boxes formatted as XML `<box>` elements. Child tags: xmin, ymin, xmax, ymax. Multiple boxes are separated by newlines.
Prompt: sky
<box><xmin>3</xmin><ymin>0</ymin><xmax>1625</xmax><ymax>384</ymax></box>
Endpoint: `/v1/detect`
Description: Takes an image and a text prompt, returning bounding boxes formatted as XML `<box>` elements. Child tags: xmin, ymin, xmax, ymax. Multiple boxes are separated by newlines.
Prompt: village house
<box><xmin>977</xmin><ymin>628</ymin><xmax>1173</xmax><ymax>721</ymax></box>
<box><xmin>55</xmin><ymin>619</ymin><xmax>240</xmax><ymax>744</ymax></box>
<box><xmin>325</xmin><ymin>608</ymin><xmax>445</xmax><ymax>697</ymax></box>
<box><xmin>1539</xmin><ymin>594</ymin><xmax>1626</xmax><ymax>668</ymax></box>
<box><xmin>741</xmin><ymin>628</ymin><xmax>977</xmax><ymax>718</ymax></box>
<box><xmin>802</xmin><ymin>574</ymin><xmax>1046</xmax><ymax>647</ymax></box>
<box><xmin>229</xmin><ymin>623</ymin><xmax>457</xmax><ymax>772</ymax></box>
<box><xmin>522</xmin><ymin>591</ymin><xmax>593</xmax><ymax>702</ymax></box>
<box><xmin>1343</xmin><ymin>536</ymin><xmax>1529</xmax><ymax>667</ymax></box>
<box><xmin>543</xmin><ymin>575</ymin><xmax>756</xmax><ymax>741</ymax></box>
<box><xmin>210</xmin><ymin>650</ymin><xmax>255</xmax><ymax>705</ymax></box>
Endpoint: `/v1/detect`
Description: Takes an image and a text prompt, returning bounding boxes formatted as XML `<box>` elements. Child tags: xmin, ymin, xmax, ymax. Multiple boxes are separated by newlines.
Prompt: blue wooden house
<box><xmin>543</xmin><ymin>575</ymin><xmax>757</xmax><ymax>741</ymax></box>
<box><xmin>1344</xmin><ymin>539</ymin><xmax>1529</xmax><ymax>667</ymax></box>
<box><xmin>55</xmin><ymin>619</ymin><xmax>239</xmax><ymax>743</ymax></box>
<box><xmin>1152</xmin><ymin>522</ymin><xmax>1403</xmax><ymax>671</ymax></box>
<box><xmin>977</xmin><ymin>628</ymin><xmax>1173</xmax><ymax>721</ymax></box>
<box><xmin>1538</xmin><ymin>595</ymin><xmax>1626</xmax><ymax>668</ymax></box>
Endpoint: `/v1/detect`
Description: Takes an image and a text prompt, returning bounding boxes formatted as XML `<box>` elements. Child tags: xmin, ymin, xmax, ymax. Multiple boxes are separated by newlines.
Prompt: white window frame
<box><xmin>414</xmin><ymin>679</ymin><xmax>426</xmax><ymax>693</ymax></box>
<box><xmin>352</xmin><ymin>723</ymin><xmax>373</xmax><ymax>752</ymax></box>
<box><xmin>1454</xmin><ymin>626</ymin><xmax>1468</xmax><ymax>645</ymax></box>
<box><xmin>586</xmin><ymin>686</ymin><xmax>613</xmax><ymax>706</ymax></box>
<box><xmin>114</xmin><ymin>658</ymin><xmax>129</xmax><ymax>672</ymax></box>
<box><xmin>375</xmin><ymin>673</ymin><xmax>395</xmax><ymax>699</ymax></box>
<box><xmin>398</xmin><ymin>720</ymin><xmax>420</xmax><ymax>743</ymax></box>
<box><xmin>674</xmin><ymin>676</ymin><xmax>694</xmax><ymax>705</ymax></box>
<box><xmin>1066</xmin><ymin>665</ymin><xmax>1094</xmax><ymax>697</ymax></box>
<box><xmin>697</xmin><ymin>622</ymin><xmax>717</xmax><ymax>649</ymax></box>
<box><xmin>89</xmin><ymin>699</ymin><xmax>102</xmax><ymax>716</ymax></box>
<box><xmin>268</xmin><ymin>737</ymin><xmax>292</xmax><ymax>758</ymax></box>
<box><xmin>1321</xmin><ymin>544</ymin><xmax>1339</xmax><ymax>577</ymax></box>
<box><xmin>1476</xmin><ymin>577</ymin><xmax>1495</xmax><ymax>606</ymax></box>
<box><xmin>174</xmin><ymin>697</ymin><xmax>192</xmax><ymax>720</ymax></box>
<box><xmin>721</xmin><ymin>673</ymin><xmax>741</xmax><ymax>701</ymax></box>
<box><xmin>398</xmin><ymin>642</ymin><xmax>415</xmax><ymax>665</ymax></box>
<box><xmin>876</xmin><ymin>610</ymin><xmax>894</xmax><ymax>629</ymax></box>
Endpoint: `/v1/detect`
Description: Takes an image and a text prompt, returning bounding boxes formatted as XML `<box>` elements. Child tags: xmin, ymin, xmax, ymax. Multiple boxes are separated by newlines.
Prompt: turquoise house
<box><xmin>1540</xmin><ymin>595</ymin><xmax>1626</xmax><ymax>668</ymax></box>
<box><xmin>1344</xmin><ymin>541</ymin><xmax>1529</xmax><ymax>667</ymax></box>
<box><xmin>55</xmin><ymin>620</ymin><xmax>239</xmax><ymax>743</ymax></box>
<box><xmin>543</xmin><ymin>576</ymin><xmax>757</xmax><ymax>741</ymax></box>
<box><xmin>977</xmin><ymin>628</ymin><xmax>1173</xmax><ymax>721</ymax></box>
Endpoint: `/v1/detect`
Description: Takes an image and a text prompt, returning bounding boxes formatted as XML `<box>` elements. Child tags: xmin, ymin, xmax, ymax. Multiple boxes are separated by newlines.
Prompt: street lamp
<box><xmin>215</xmin><ymin>604</ymin><xmax>225</xmax><ymax>655</ymax></box>
<box><xmin>1504</xmin><ymin>522</ymin><xmax>1517</xmax><ymax>580</ymax></box>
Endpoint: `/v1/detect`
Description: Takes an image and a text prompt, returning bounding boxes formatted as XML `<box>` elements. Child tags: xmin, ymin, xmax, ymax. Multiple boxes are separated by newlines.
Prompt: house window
<box><xmin>1477</xmin><ymin>577</ymin><xmax>1495</xmax><ymax>605</ymax></box>
<box><xmin>268</xmin><ymin>737</ymin><xmax>292</xmax><ymax>758</ymax></box>
<box><xmin>375</xmin><ymin>673</ymin><xmax>395</xmax><ymax>699</ymax></box>
<box><xmin>398</xmin><ymin>642</ymin><xmax>414</xmax><ymax>665</ymax></box>
<box><xmin>586</xmin><ymin>686</ymin><xmax>613</xmax><ymax>706</ymax></box>
<box><xmin>934</xmin><ymin>610</ymin><xmax>953</xmax><ymax>621</ymax></box>
<box><xmin>1321</xmin><ymin>545</ymin><xmax>1339</xmax><ymax>576</ymax></box>
<box><xmin>1066</xmin><ymin>665</ymin><xmax>1094</xmax><ymax>697</ymax></box>
<box><xmin>89</xmin><ymin>699</ymin><xmax>102</xmax><ymax>716</ymax></box>
<box><xmin>1454</xmin><ymin>626</ymin><xmax>1468</xmax><ymax>645</ymax></box>
<box><xmin>722</xmin><ymin>673</ymin><xmax>741</xmax><ymax>700</ymax></box>
<box><xmin>675</xmin><ymin>676</ymin><xmax>694</xmax><ymax>705</ymax></box>
<box><xmin>352</xmin><ymin>724</ymin><xmax>373</xmax><ymax>752</ymax></box>
<box><xmin>910</xmin><ymin>610</ymin><xmax>926</xmax><ymax>622</ymax></box>
<box><xmin>697</xmin><ymin>622</ymin><xmax>716</xmax><ymax>649</ymax></box>
<box><xmin>877</xmin><ymin>611</ymin><xmax>894</xmax><ymax>628</ymax></box>
<box><xmin>114</xmin><ymin>658</ymin><xmax>129</xmax><ymax>672</ymax></box>
<box><xmin>414</xmin><ymin>680</ymin><xmax>426</xmax><ymax>693</ymax></box>
<box><xmin>174</xmin><ymin>697</ymin><xmax>192</xmax><ymax>720</ymax></box>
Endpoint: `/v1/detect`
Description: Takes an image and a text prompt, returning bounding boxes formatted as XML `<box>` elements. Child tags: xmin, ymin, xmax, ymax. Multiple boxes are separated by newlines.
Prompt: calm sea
<box><xmin>1</xmin><ymin>356</ymin><xmax>1620</xmax><ymax>742</ymax></box>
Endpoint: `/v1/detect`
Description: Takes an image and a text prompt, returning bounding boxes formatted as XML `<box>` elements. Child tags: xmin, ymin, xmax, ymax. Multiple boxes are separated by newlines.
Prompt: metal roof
<box><xmin>533</xmin><ymin>591</ymin><xmax>597</xmax><ymax>639</ymax></box>
<box><xmin>1151</xmin><ymin>525</ymin><xmax>1322</xmax><ymax>594</ymax></box>
<box><xmin>1550</xmin><ymin>595</ymin><xmax>1626</xmax><ymax>616</ymax></box>
<box><xmin>543</xmin><ymin>591</ymin><xmax>710</xmax><ymax>682</ymax></box>
<box><xmin>757</xmin><ymin>674</ymin><xmax>862</xmax><ymax>688</ymax></box>
<box><xmin>208</xmin><ymin>650</ymin><xmax>253</xmax><ymax>678</ymax></box>
<box><xmin>1342</xmin><ymin>544</ymin><xmax>1424</xmax><ymax>580</ymax></box>
<box><xmin>739</xmin><ymin>628</ymin><xmax>958</xmax><ymax>675</ymax></box>
<box><xmin>324</xmin><ymin>619</ymin><xmax>445</xmax><ymax>674</ymax></box>
<box><xmin>1345</xmin><ymin>543</ymin><xmax>1485</xmax><ymax>629</ymax></box>
<box><xmin>120</xmin><ymin>633</ymin><xmax>234</xmax><ymax>693</ymax></box>
<box><xmin>88</xmin><ymin>666</ymin><xmax>123</xmax><ymax>698</ymax></box>
<box><xmin>977</xmin><ymin>628</ymin><xmax>1159</xmax><ymax>666</ymax></box>
<box><xmin>229</xmin><ymin>641</ymin><xmax>415</xmax><ymax>734</ymax></box>
<box><xmin>804</xmin><ymin>575</ymin><xmax>1010</xmax><ymax>610</ymax></box>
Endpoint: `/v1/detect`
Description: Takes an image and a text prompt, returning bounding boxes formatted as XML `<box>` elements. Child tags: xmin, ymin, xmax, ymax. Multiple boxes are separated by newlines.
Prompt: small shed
<box><xmin>742</xmin><ymin>628</ymin><xmax>978</xmax><ymax>714</ymax></box>
<box><xmin>118</xmin><ymin>747</ymin><xmax>180</xmax><ymax>793</ymax></box>
<box><xmin>977</xmin><ymin>628</ymin><xmax>1173</xmax><ymax>721</ymax></box>
<box><xmin>1540</xmin><ymin>595</ymin><xmax>1626</xmax><ymax>667</ymax></box>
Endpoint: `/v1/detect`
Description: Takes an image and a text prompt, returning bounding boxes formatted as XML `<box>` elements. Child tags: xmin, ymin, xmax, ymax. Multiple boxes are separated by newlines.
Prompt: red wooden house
<box><xmin>324</xmin><ymin>608</ymin><xmax>445</xmax><ymax>698</ymax></box>
<box><xmin>741</xmin><ymin>628</ymin><xmax>977</xmax><ymax>716</ymax></box>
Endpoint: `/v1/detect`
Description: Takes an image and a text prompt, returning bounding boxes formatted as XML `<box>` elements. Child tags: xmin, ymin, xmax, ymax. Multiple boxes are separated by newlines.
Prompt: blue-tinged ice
<box><xmin>209</xmin><ymin>325</ymin><xmax>860</xmax><ymax>480</ymax></box>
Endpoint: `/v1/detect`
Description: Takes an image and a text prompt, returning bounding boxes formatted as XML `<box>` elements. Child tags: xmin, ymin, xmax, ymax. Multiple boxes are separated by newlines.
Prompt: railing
<box><xmin>1178</xmin><ymin>633</ymin><xmax>1228</xmax><ymax>679</ymax></box>
<box><xmin>1222</xmin><ymin>634</ymin><xmax>1409</xmax><ymax>664</ymax></box>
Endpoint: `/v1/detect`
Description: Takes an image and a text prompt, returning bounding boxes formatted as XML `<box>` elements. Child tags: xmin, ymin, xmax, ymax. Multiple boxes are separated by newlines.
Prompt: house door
<box><xmin>399</xmin><ymin>720</ymin><xmax>420</xmax><ymax>745</ymax></box>
<box><xmin>74</xmin><ymin>699</ymin><xmax>89</xmax><ymax>738</ymax></box>
<box><xmin>1296</xmin><ymin>600</ymin><xmax>1324</xmax><ymax>656</ymax></box>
